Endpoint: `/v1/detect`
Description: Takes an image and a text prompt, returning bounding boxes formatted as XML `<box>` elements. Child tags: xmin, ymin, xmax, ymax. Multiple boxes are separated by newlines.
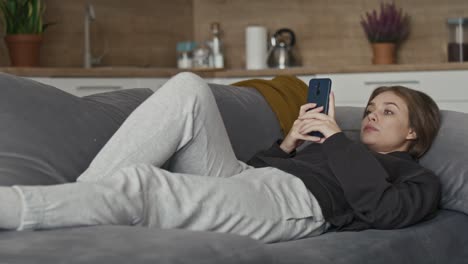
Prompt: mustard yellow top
<box><xmin>231</xmin><ymin>75</ymin><xmax>308</xmax><ymax>136</ymax></box>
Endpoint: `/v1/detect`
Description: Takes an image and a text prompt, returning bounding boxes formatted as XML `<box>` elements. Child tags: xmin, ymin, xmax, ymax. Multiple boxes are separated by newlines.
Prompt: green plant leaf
<box><xmin>0</xmin><ymin>0</ymin><xmax>52</xmax><ymax>34</ymax></box>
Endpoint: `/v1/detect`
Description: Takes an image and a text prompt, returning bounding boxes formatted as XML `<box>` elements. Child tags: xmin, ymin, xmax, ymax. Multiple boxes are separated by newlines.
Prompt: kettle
<box><xmin>267</xmin><ymin>28</ymin><xmax>297</xmax><ymax>69</ymax></box>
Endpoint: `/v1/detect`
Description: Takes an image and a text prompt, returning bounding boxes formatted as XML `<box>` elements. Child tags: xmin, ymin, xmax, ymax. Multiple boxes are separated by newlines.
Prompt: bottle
<box><xmin>210</xmin><ymin>22</ymin><xmax>224</xmax><ymax>69</ymax></box>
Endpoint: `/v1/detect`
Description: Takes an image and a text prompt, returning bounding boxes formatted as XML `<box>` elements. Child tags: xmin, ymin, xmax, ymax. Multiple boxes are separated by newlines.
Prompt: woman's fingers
<box><xmin>298</xmin><ymin>118</ymin><xmax>341</xmax><ymax>139</ymax></box>
<box><xmin>299</xmin><ymin>110</ymin><xmax>329</xmax><ymax>121</ymax></box>
<box><xmin>299</xmin><ymin>122</ymin><xmax>322</xmax><ymax>134</ymax></box>
<box><xmin>299</xmin><ymin>108</ymin><xmax>324</xmax><ymax>120</ymax></box>
<box><xmin>295</xmin><ymin>133</ymin><xmax>322</xmax><ymax>142</ymax></box>
<box><xmin>300</xmin><ymin>92</ymin><xmax>337</xmax><ymax>119</ymax></box>
<box><xmin>299</xmin><ymin>103</ymin><xmax>317</xmax><ymax>117</ymax></box>
<box><xmin>297</xmin><ymin>119</ymin><xmax>326</xmax><ymax>134</ymax></box>
<box><xmin>294</xmin><ymin>91</ymin><xmax>340</xmax><ymax>143</ymax></box>
<box><xmin>290</xmin><ymin>120</ymin><xmax>321</xmax><ymax>142</ymax></box>
<box><xmin>329</xmin><ymin>91</ymin><xmax>336</xmax><ymax>119</ymax></box>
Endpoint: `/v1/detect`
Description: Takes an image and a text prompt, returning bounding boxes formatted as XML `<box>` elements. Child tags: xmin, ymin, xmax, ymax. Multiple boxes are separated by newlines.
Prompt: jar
<box><xmin>176</xmin><ymin>42</ymin><xmax>195</xmax><ymax>69</ymax></box>
<box><xmin>192</xmin><ymin>42</ymin><xmax>211</xmax><ymax>68</ymax></box>
<box><xmin>447</xmin><ymin>18</ymin><xmax>468</xmax><ymax>62</ymax></box>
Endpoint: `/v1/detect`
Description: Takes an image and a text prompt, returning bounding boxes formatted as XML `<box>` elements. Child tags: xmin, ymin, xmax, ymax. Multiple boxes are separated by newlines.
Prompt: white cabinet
<box><xmin>315</xmin><ymin>70</ymin><xmax>468</xmax><ymax>113</ymax></box>
<box><xmin>137</xmin><ymin>78</ymin><xmax>169</xmax><ymax>91</ymax></box>
<box><xmin>417</xmin><ymin>71</ymin><xmax>468</xmax><ymax>112</ymax></box>
<box><xmin>27</xmin><ymin>77</ymin><xmax>169</xmax><ymax>97</ymax></box>
<box><xmin>314</xmin><ymin>72</ymin><xmax>422</xmax><ymax>107</ymax></box>
<box><xmin>28</xmin><ymin>77</ymin><xmax>139</xmax><ymax>97</ymax></box>
<box><xmin>26</xmin><ymin>70</ymin><xmax>468</xmax><ymax>113</ymax></box>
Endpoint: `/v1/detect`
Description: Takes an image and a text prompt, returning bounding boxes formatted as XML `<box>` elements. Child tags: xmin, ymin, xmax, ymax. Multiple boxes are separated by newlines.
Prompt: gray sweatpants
<box><xmin>13</xmin><ymin>72</ymin><xmax>328</xmax><ymax>243</ymax></box>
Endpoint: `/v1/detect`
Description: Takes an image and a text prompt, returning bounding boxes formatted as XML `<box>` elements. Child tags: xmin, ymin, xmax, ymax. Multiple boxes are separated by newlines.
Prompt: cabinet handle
<box><xmin>364</xmin><ymin>80</ymin><xmax>419</xmax><ymax>86</ymax></box>
<box><xmin>76</xmin><ymin>86</ymin><xmax>122</xmax><ymax>90</ymax></box>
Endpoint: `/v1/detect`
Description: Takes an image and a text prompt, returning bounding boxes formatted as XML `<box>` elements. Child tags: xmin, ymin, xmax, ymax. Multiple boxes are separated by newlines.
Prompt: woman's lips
<box><xmin>364</xmin><ymin>124</ymin><xmax>379</xmax><ymax>132</ymax></box>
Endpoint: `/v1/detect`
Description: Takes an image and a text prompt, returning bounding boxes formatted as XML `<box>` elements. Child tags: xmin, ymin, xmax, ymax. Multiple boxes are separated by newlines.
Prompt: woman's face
<box><xmin>360</xmin><ymin>91</ymin><xmax>417</xmax><ymax>154</ymax></box>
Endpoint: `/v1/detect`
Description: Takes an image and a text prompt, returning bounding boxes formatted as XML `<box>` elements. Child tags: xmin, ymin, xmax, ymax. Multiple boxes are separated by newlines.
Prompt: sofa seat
<box><xmin>266</xmin><ymin>209</ymin><xmax>468</xmax><ymax>264</ymax></box>
<box><xmin>0</xmin><ymin>210</ymin><xmax>467</xmax><ymax>264</ymax></box>
<box><xmin>0</xmin><ymin>226</ymin><xmax>271</xmax><ymax>264</ymax></box>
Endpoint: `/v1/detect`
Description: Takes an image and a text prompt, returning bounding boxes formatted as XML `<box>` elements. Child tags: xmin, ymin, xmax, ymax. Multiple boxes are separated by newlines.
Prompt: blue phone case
<box><xmin>307</xmin><ymin>78</ymin><xmax>332</xmax><ymax>138</ymax></box>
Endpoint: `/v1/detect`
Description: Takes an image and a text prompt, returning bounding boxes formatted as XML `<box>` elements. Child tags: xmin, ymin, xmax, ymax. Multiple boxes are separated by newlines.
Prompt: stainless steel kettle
<box><xmin>267</xmin><ymin>28</ymin><xmax>297</xmax><ymax>69</ymax></box>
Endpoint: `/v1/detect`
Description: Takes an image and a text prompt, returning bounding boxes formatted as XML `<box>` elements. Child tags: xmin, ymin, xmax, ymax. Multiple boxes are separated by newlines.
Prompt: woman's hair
<box><xmin>365</xmin><ymin>86</ymin><xmax>441</xmax><ymax>159</ymax></box>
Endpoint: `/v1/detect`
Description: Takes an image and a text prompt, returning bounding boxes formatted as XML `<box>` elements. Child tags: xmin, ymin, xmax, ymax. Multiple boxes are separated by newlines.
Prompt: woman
<box><xmin>0</xmin><ymin>72</ymin><xmax>441</xmax><ymax>243</ymax></box>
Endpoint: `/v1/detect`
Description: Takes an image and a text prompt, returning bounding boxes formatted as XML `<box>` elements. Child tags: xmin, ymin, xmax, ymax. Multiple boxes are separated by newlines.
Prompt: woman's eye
<box><xmin>384</xmin><ymin>110</ymin><xmax>394</xmax><ymax>115</ymax></box>
<box><xmin>364</xmin><ymin>110</ymin><xmax>371</xmax><ymax>116</ymax></box>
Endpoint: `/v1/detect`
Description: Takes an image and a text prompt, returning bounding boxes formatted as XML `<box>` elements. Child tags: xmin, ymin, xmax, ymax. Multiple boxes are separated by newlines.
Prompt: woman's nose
<box><xmin>368</xmin><ymin>112</ymin><xmax>377</xmax><ymax>122</ymax></box>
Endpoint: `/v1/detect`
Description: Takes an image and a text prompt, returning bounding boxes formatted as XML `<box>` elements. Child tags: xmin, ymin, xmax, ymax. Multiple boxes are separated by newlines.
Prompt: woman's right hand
<box><xmin>279</xmin><ymin>103</ymin><xmax>324</xmax><ymax>153</ymax></box>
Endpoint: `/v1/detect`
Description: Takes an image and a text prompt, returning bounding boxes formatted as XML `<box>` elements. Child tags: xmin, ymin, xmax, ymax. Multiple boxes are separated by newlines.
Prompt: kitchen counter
<box><xmin>1</xmin><ymin>63</ymin><xmax>468</xmax><ymax>78</ymax></box>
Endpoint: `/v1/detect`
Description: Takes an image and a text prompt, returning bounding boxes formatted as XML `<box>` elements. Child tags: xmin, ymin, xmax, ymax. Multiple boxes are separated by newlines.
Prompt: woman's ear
<box><xmin>406</xmin><ymin>128</ymin><xmax>417</xmax><ymax>140</ymax></box>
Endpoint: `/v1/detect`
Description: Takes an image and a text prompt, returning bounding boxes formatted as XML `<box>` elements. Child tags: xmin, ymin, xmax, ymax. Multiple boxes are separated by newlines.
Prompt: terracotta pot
<box><xmin>4</xmin><ymin>34</ymin><xmax>43</xmax><ymax>67</ymax></box>
<box><xmin>371</xmin><ymin>43</ymin><xmax>396</xmax><ymax>65</ymax></box>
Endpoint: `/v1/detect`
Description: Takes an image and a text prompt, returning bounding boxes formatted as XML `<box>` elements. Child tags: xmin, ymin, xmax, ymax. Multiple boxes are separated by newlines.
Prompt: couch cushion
<box><xmin>0</xmin><ymin>75</ymin><xmax>279</xmax><ymax>186</ymax></box>
<box><xmin>0</xmin><ymin>73</ymin><xmax>152</xmax><ymax>186</ymax></box>
<box><xmin>335</xmin><ymin>106</ymin><xmax>468</xmax><ymax>216</ymax></box>
<box><xmin>0</xmin><ymin>226</ymin><xmax>271</xmax><ymax>264</ymax></box>
<box><xmin>420</xmin><ymin>110</ymin><xmax>468</xmax><ymax>215</ymax></box>
<box><xmin>266</xmin><ymin>209</ymin><xmax>468</xmax><ymax>264</ymax></box>
<box><xmin>208</xmin><ymin>83</ymin><xmax>283</xmax><ymax>162</ymax></box>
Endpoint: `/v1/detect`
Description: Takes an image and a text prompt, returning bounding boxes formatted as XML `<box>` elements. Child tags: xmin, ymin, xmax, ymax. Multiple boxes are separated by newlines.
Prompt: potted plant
<box><xmin>0</xmin><ymin>0</ymin><xmax>52</xmax><ymax>67</ymax></box>
<box><xmin>360</xmin><ymin>1</ymin><xmax>410</xmax><ymax>64</ymax></box>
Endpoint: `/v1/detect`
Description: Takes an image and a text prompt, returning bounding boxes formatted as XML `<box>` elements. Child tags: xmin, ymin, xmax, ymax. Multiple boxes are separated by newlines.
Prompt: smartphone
<box><xmin>307</xmin><ymin>78</ymin><xmax>332</xmax><ymax>138</ymax></box>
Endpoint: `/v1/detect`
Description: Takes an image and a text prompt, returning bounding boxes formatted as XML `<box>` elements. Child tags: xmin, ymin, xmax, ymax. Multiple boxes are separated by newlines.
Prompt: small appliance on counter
<box><xmin>447</xmin><ymin>17</ymin><xmax>468</xmax><ymax>62</ymax></box>
<box><xmin>267</xmin><ymin>28</ymin><xmax>298</xmax><ymax>69</ymax></box>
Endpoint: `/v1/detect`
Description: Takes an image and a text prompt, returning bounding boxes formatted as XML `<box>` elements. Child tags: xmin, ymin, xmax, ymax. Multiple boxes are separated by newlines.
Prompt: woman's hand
<box><xmin>280</xmin><ymin>92</ymin><xmax>341</xmax><ymax>153</ymax></box>
<box><xmin>280</xmin><ymin>104</ymin><xmax>323</xmax><ymax>153</ymax></box>
<box><xmin>297</xmin><ymin>92</ymin><xmax>341</xmax><ymax>143</ymax></box>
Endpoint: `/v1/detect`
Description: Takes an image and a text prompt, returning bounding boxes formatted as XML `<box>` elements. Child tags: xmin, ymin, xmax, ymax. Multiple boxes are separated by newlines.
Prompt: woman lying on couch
<box><xmin>0</xmin><ymin>72</ymin><xmax>441</xmax><ymax>243</ymax></box>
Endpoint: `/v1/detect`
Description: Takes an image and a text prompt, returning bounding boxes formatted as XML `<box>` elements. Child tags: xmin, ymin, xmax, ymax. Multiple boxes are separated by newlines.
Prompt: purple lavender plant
<box><xmin>361</xmin><ymin>1</ymin><xmax>410</xmax><ymax>43</ymax></box>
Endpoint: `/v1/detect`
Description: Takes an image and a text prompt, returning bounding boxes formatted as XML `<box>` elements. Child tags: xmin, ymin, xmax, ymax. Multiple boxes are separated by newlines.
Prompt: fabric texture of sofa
<box><xmin>0</xmin><ymin>72</ymin><xmax>467</xmax><ymax>263</ymax></box>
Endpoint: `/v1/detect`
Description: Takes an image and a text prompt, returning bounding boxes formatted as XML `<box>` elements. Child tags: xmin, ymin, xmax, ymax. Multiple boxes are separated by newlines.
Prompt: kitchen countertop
<box><xmin>1</xmin><ymin>63</ymin><xmax>468</xmax><ymax>78</ymax></box>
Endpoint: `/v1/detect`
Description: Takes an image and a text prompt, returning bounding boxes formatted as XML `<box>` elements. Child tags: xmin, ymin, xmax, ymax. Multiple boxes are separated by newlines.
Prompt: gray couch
<box><xmin>1</xmin><ymin>72</ymin><xmax>467</xmax><ymax>264</ymax></box>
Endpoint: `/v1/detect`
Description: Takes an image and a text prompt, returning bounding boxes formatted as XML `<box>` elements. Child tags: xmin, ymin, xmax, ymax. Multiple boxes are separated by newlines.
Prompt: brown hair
<box><xmin>365</xmin><ymin>86</ymin><xmax>441</xmax><ymax>159</ymax></box>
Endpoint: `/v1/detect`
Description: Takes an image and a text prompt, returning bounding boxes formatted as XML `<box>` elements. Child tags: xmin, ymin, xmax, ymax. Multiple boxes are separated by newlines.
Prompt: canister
<box><xmin>447</xmin><ymin>17</ymin><xmax>468</xmax><ymax>62</ymax></box>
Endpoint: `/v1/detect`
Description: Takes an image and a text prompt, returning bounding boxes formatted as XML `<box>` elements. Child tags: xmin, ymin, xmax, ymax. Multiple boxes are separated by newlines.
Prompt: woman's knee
<box><xmin>172</xmin><ymin>72</ymin><xmax>204</xmax><ymax>84</ymax></box>
<box><xmin>165</xmin><ymin>72</ymin><xmax>213</xmax><ymax>99</ymax></box>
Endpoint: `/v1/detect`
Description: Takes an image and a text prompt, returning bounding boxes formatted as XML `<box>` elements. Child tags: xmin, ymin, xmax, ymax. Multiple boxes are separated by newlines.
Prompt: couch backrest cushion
<box><xmin>419</xmin><ymin>110</ymin><xmax>468</xmax><ymax>215</ymax></box>
<box><xmin>0</xmin><ymin>73</ymin><xmax>152</xmax><ymax>186</ymax></box>
<box><xmin>0</xmin><ymin>75</ymin><xmax>280</xmax><ymax>186</ymax></box>
<box><xmin>208</xmin><ymin>83</ymin><xmax>283</xmax><ymax>162</ymax></box>
<box><xmin>335</xmin><ymin>106</ymin><xmax>468</xmax><ymax>216</ymax></box>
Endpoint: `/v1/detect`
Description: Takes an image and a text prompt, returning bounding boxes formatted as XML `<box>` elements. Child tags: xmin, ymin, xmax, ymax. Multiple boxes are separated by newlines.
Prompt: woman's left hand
<box><xmin>298</xmin><ymin>92</ymin><xmax>342</xmax><ymax>143</ymax></box>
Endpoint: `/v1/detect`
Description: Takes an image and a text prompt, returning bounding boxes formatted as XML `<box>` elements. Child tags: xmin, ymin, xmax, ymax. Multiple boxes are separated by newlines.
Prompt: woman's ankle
<box><xmin>0</xmin><ymin>186</ymin><xmax>21</xmax><ymax>230</ymax></box>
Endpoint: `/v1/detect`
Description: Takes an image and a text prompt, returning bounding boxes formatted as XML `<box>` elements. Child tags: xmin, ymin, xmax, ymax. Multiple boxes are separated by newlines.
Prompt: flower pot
<box><xmin>5</xmin><ymin>34</ymin><xmax>43</xmax><ymax>67</ymax></box>
<box><xmin>371</xmin><ymin>43</ymin><xmax>396</xmax><ymax>65</ymax></box>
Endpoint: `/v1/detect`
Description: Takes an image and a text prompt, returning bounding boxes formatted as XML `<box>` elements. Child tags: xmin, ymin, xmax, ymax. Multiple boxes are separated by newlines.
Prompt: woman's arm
<box><xmin>246</xmin><ymin>139</ymin><xmax>295</xmax><ymax>168</ymax></box>
<box><xmin>322</xmin><ymin>132</ymin><xmax>441</xmax><ymax>229</ymax></box>
<box><xmin>247</xmin><ymin>100</ymin><xmax>331</xmax><ymax>166</ymax></box>
<box><xmin>247</xmin><ymin>100</ymin><xmax>334</xmax><ymax>167</ymax></box>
